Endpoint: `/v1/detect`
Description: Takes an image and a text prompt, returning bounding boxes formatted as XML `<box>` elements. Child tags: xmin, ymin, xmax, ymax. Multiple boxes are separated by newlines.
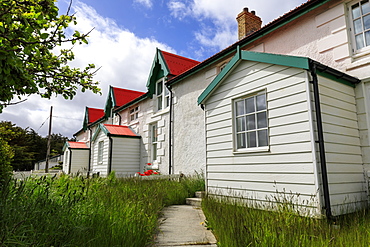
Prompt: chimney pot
<box><xmin>251</xmin><ymin>10</ymin><xmax>256</xmax><ymax>15</ymax></box>
<box><xmin>243</xmin><ymin>7</ymin><xmax>249</xmax><ymax>12</ymax></box>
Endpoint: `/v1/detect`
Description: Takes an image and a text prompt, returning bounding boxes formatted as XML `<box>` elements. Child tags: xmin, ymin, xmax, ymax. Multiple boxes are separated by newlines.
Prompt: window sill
<box><xmin>233</xmin><ymin>146</ymin><xmax>270</xmax><ymax>154</ymax></box>
<box><xmin>152</xmin><ymin>107</ymin><xmax>170</xmax><ymax>118</ymax></box>
<box><xmin>347</xmin><ymin>48</ymin><xmax>370</xmax><ymax>71</ymax></box>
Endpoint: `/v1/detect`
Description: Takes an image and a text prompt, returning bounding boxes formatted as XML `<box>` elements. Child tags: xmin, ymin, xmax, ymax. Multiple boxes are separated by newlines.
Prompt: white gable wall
<box><xmin>204</xmin><ymin>60</ymin><xmax>322</xmax><ymax>215</ymax></box>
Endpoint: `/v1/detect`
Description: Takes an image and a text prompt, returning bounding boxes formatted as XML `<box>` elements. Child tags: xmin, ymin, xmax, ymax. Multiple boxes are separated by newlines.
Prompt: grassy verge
<box><xmin>0</xmin><ymin>172</ymin><xmax>204</xmax><ymax>247</ymax></box>
<box><xmin>202</xmin><ymin>195</ymin><xmax>370</xmax><ymax>247</ymax></box>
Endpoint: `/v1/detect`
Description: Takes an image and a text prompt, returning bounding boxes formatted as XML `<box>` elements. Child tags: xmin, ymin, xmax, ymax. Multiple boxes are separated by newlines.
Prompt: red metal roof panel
<box><xmin>161</xmin><ymin>51</ymin><xmax>200</xmax><ymax>76</ymax></box>
<box><xmin>87</xmin><ymin>107</ymin><xmax>104</xmax><ymax>124</ymax></box>
<box><xmin>68</xmin><ymin>141</ymin><xmax>89</xmax><ymax>149</ymax></box>
<box><xmin>103</xmin><ymin>124</ymin><xmax>138</xmax><ymax>137</ymax></box>
<box><xmin>112</xmin><ymin>88</ymin><xmax>145</xmax><ymax>107</ymax></box>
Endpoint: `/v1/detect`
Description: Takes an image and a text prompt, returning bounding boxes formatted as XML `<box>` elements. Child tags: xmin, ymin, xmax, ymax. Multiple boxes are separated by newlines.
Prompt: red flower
<box><xmin>147</xmin><ymin>163</ymin><xmax>152</xmax><ymax>166</ymax></box>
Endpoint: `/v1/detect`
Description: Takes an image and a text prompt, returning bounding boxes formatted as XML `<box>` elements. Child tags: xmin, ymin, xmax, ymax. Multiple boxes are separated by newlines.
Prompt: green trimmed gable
<box><xmin>104</xmin><ymin>86</ymin><xmax>116</xmax><ymax>118</ymax></box>
<box><xmin>198</xmin><ymin>49</ymin><xmax>359</xmax><ymax>105</ymax></box>
<box><xmin>146</xmin><ymin>48</ymin><xmax>169</xmax><ymax>97</ymax></box>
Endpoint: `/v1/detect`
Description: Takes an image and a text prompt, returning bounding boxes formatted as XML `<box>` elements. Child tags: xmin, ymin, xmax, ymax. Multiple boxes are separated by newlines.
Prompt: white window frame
<box><xmin>233</xmin><ymin>90</ymin><xmax>269</xmax><ymax>153</ymax></box>
<box><xmin>150</xmin><ymin>123</ymin><xmax>158</xmax><ymax>162</ymax></box>
<box><xmin>129</xmin><ymin>105</ymin><xmax>139</xmax><ymax>122</ymax></box>
<box><xmin>348</xmin><ymin>0</ymin><xmax>370</xmax><ymax>54</ymax></box>
<box><xmin>155</xmin><ymin>78</ymin><xmax>170</xmax><ymax>111</ymax></box>
<box><xmin>98</xmin><ymin>141</ymin><xmax>104</xmax><ymax>164</ymax></box>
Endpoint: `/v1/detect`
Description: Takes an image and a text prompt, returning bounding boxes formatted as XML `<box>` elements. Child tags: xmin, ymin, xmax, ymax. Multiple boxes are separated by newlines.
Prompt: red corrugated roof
<box><xmin>103</xmin><ymin>124</ymin><xmax>138</xmax><ymax>137</ymax></box>
<box><xmin>161</xmin><ymin>51</ymin><xmax>200</xmax><ymax>76</ymax></box>
<box><xmin>112</xmin><ymin>87</ymin><xmax>145</xmax><ymax>107</ymax></box>
<box><xmin>87</xmin><ymin>107</ymin><xmax>104</xmax><ymax>124</ymax></box>
<box><xmin>68</xmin><ymin>141</ymin><xmax>89</xmax><ymax>149</ymax></box>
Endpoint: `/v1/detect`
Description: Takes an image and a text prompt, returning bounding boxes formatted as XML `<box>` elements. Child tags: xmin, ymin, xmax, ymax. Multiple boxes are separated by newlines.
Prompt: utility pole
<box><xmin>45</xmin><ymin>106</ymin><xmax>53</xmax><ymax>173</ymax></box>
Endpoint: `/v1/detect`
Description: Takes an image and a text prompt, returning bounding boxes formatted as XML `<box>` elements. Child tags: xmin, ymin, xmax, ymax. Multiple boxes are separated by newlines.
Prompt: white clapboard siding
<box><xmin>204</xmin><ymin>60</ymin><xmax>319</xmax><ymax>209</ymax></box>
<box><xmin>91</xmin><ymin>130</ymin><xmax>109</xmax><ymax>176</ymax></box>
<box><xmin>317</xmin><ymin>75</ymin><xmax>367</xmax><ymax>210</ymax></box>
<box><xmin>111</xmin><ymin>137</ymin><xmax>140</xmax><ymax>176</ymax></box>
<box><xmin>70</xmin><ymin>149</ymin><xmax>89</xmax><ymax>173</ymax></box>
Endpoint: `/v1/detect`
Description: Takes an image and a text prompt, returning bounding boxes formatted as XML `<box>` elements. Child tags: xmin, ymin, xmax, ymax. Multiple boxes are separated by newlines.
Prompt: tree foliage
<box><xmin>0</xmin><ymin>0</ymin><xmax>100</xmax><ymax>111</ymax></box>
<box><xmin>0</xmin><ymin>121</ymin><xmax>71</xmax><ymax>171</ymax></box>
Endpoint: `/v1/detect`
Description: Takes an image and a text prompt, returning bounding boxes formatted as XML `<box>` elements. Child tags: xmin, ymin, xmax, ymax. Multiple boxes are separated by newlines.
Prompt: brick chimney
<box><xmin>236</xmin><ymin>7</ymin><xmax>262</xmax><ymax>40</ymax></box>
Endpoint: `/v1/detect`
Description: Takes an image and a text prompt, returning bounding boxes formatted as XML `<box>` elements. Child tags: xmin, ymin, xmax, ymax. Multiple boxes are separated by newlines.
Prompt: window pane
<box><xmin>157</xmin><ymin>81</ymin><xmax>163</xmax><ymax>95</ymax></box>
<box><xmin>366</xmin><ymin>31</ymin><xmax>370</xmax><ymax>46</ymax></box>
<box><xmin>352</xmin><ymin>3</ymin><xmax>361</xmax><ymax>19</ymax></box>
<box><xmin>246</xmin><ymin>114</ymin><xmax>256</xmax><ymax>130</ymax></box>
<box><xmin>152</xmin><ymin>125</ymin><xmax>157</xmax><ymax>142</ymax></box>
<box><xmin>236</xmin><ymin>117</ymin><xmax>246</xmax><ymax>132</ymax></box>
<box><xmin>165</xmin><ymin>96</ymin><xmax>170</xmax><ymax>107</ymax></box>
<box><xmin>246</xmin><ymin>97</ymin><xmax>255</xmax><ymax>114</ymax></box>
<box><xmin>356</xmin><ymin>34</ymin><xmax>365</xmax><ymax>49</ymax></box>
<box><xmin>157</xmin><ymin>96</ymin><xmax>162</xmax><ymax>110</ymax></box>
<box><xmin>165</xmin><ymin>87</ymin><xmax>169</xmax><ymax>96</ymax></box>
<box><xmin>247</xmin><ymin>132</ymin><xmax>257</xmax><ymax>148</ymax></box>
<box><xmin>152</xmin><ymin>143</ymin><xmax>157</xmax><ymax>160</ymax></box>
<box><xmin>364</xmin><ymin>14</ymin><xmax>370</xmax><ymax>30</ymax></box>
<box><xmin>256</xmin><ymin>94</ymin><xmax>266</xmax><ymax>111</ymax></box>
<box><xmin>257</xmin><ymin>112</ymin><xmax>267</xmax><ymax>128</ymax></box>
<box><xmin>362</xmin><ymin>0</ymin><xmax>370</xmax><ymax>15</ymax></box>
<box><xmin>354</xmin><ymin>19</ymin><xmax>363</xmax><ymax>34</ymax></box>
<box><xmin>258</xmin><ymin>130</ymin><xmax>268</xmax><ymax>147</ymax></box>
<box><xmin>237</xmin><ymin>133</ymin><xmax>246</xmax><ymax>149</ymax></box>
<box><xmin>235</xmin><ymin>100</ymin><xmax>245</xmax><ymax>116</ymax></box>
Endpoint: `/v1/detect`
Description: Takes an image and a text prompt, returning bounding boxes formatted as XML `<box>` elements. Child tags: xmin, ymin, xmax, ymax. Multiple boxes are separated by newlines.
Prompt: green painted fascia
<box><xmin>108</xmin><ymin>134</ymin><xmax>141</xmax><ymax>139</ymax></box>
<box><xmin>62</xmin><ymin>141</ymin><xmax>69</xmax><ymax>152</ymax></box>
<box><xmin>241</xmin><ymin>51</ymin><xmax>309</xmax><ymax>70</ymax></box>
<box><xmin>170</xmin><ymin>0</ymin><xmax>331</xmax><ymax>87</ymax></box>
<box><xmin>146</xmin><ymin>49</ymin><xmax>170</xmax><ymax>97</ymax></box>
<box><xmin>104</xmin><ymin>86</ymin><xmax>115</xmax><ymax>118</ymax></box>
<box><xmin>113</xmin><ymin>93</ymin><xmax>149</xmax><ymax>114</ymax></box>
<box><xmin>83</xmin><ymin>106</ymin><xmax>89</xmax><ymax>131</ymax></box>
<box><xmin>198</xmin><ymin>50</ymin><xmax>310</xmax><ymax>104</ymax></box>
<box><xmin>316</xmin><ymin>71</ymin><xmax>356</xmax><ymax>88</ymax></box>
<box><xmin>198</xmin><ymin>48</ymin><xmax>242</xmax><ymax>104</ymax></box>
<box><xmin>92</xmin><ymin>123</ymin><xmax>109</xmax><ymax>142</ymax></box>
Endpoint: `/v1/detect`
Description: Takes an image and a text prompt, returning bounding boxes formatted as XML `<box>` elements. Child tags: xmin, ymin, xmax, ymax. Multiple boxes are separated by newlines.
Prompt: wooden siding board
<box><xmin>207</xmin><ymin>163</ymin><xmax>315</xmax><ymax>173</ymax></box>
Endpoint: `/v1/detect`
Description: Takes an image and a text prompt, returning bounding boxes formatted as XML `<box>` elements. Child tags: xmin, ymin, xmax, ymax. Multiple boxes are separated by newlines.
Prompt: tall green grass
<box><xmin>202</xmin><ymin>194</ymin><xmax>370</xmax><ymax>247</ymax></box>
<box><xmin>0</xmin><ymin>173</ymin><xmax>204</xmax><ymax>247</ymax></box>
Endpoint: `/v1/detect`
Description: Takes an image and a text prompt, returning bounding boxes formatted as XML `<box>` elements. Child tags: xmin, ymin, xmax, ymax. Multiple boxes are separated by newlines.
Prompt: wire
<box><xmin>36</xmin><ymin>117</ymin><xmax>49</xmax><ymax>132</ymax></box>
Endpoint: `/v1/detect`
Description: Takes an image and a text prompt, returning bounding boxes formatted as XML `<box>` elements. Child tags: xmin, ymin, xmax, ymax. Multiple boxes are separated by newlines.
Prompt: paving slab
<box><xmin>155</xmin><ymin>205</ymin><xmax>217</xmax><ymax>246</ymax></box>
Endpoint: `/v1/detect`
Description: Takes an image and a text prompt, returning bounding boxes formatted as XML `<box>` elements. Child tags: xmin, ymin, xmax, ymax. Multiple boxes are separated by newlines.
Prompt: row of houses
<box><xmin>64</xmin><ymin>0</ymin><xmax>370</xmax><ymax>218</ymax></box>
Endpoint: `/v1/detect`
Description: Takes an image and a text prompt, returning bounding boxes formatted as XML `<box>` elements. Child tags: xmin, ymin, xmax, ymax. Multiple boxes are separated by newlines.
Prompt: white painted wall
<box><xmin>111</xmin><ymin>137</ymin><xmax>141</xmax><ymax>176</ymax></box>
<box><xmin>317</xmin><ymin>75</ymin><xmax>367</xmax><ymax>214</ymax></box>
<box><xmin>91</xmin><ymin>130</ymin><xmax>110</xmax><ymax>176</ymax></box>
<box><xmin>69</xmin><ymin>149</ymin><xmax>89</xmax><ymax>174</ymax></box>
<box><xmin>204</xmin><ymin>60</ymin><xmax>321</xmax><ymax>215</ymax></box>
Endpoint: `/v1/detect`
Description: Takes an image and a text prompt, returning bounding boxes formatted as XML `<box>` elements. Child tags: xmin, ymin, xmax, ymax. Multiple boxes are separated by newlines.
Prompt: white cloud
<box><xmin>0</xmin><ymin>1</ymin><xmax>174</xmax><ymax>137</ymax></box>
<box><xmin>168</xmin><ymin>0</ymin><xmax>307</xmax><ymax>51</ymax></box>
<box><xmin>133</xmin><ymin>0</ymin><xmax>153</xmax><ymax>8</ymax></box>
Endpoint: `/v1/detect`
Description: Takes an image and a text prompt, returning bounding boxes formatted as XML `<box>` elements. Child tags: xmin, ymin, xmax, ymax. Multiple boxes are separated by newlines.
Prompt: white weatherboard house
<box><xmin>65</xmin><ymin>0</ymin><xmax>370</xmax><ymax>217</ymax></box>
<box><xmin>198</xmin><ymin>49</ymin><xmax>364</xmax><ymax>217</ymax></box>
<box><xmin>90</xmin><ymin>124</ymin><xmax>141</xmax><ymax>177</ymax></box>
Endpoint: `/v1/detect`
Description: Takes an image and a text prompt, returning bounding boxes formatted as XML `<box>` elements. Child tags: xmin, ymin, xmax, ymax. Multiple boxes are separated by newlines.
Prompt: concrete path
<box><xmin>154</xmin><ymin>205</ymin><xmax>217</xmax><ymax>246</ymax></box>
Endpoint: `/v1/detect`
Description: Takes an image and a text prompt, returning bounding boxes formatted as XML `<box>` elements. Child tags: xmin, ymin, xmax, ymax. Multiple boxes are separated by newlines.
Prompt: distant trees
<box><xmin>0</xmin><ymin>121</ymin><xmax>70</xmax><ymax>171</ymax></box>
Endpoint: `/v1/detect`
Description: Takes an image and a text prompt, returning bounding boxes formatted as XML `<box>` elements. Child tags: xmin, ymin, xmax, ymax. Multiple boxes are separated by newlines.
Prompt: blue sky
<box><xmin>0</xmin><ymin>0</ymin><xmax>307</xmax><ymax>137</ymax></box>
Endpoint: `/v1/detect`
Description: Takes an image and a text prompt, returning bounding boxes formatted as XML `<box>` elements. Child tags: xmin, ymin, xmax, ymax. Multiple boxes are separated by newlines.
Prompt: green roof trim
<box><xmin>316</xmin><ymin>71</ymin><xmax>356</xmax><ymax>88</ymax></box>
<box><xmin>198</xmin><ymin>50</ymin><xmax>359</xmax><ymax>104</ymax></box>
<box><xmin>198</xmin><ymin>50</ymin><xmax>310</xmax><ymax>104</ymax></box>
<box><xmin>91</xmin><ymin>123</ymin><xmax>109</xmax><ymax>142</ymax></box>
<box><xmin>241</xmin><ymin>51</ymin><xmax>309</xmax><ymax>70</ymax></box>
<box><xmin>104</xmin><ymin>86</ymin><xmax>115</xmax><ymax>118</ymax></box>
<box><xmin>146</xmin><ymin>48</ymin><xmax>170</xmax><ymax>97</ymax></box>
